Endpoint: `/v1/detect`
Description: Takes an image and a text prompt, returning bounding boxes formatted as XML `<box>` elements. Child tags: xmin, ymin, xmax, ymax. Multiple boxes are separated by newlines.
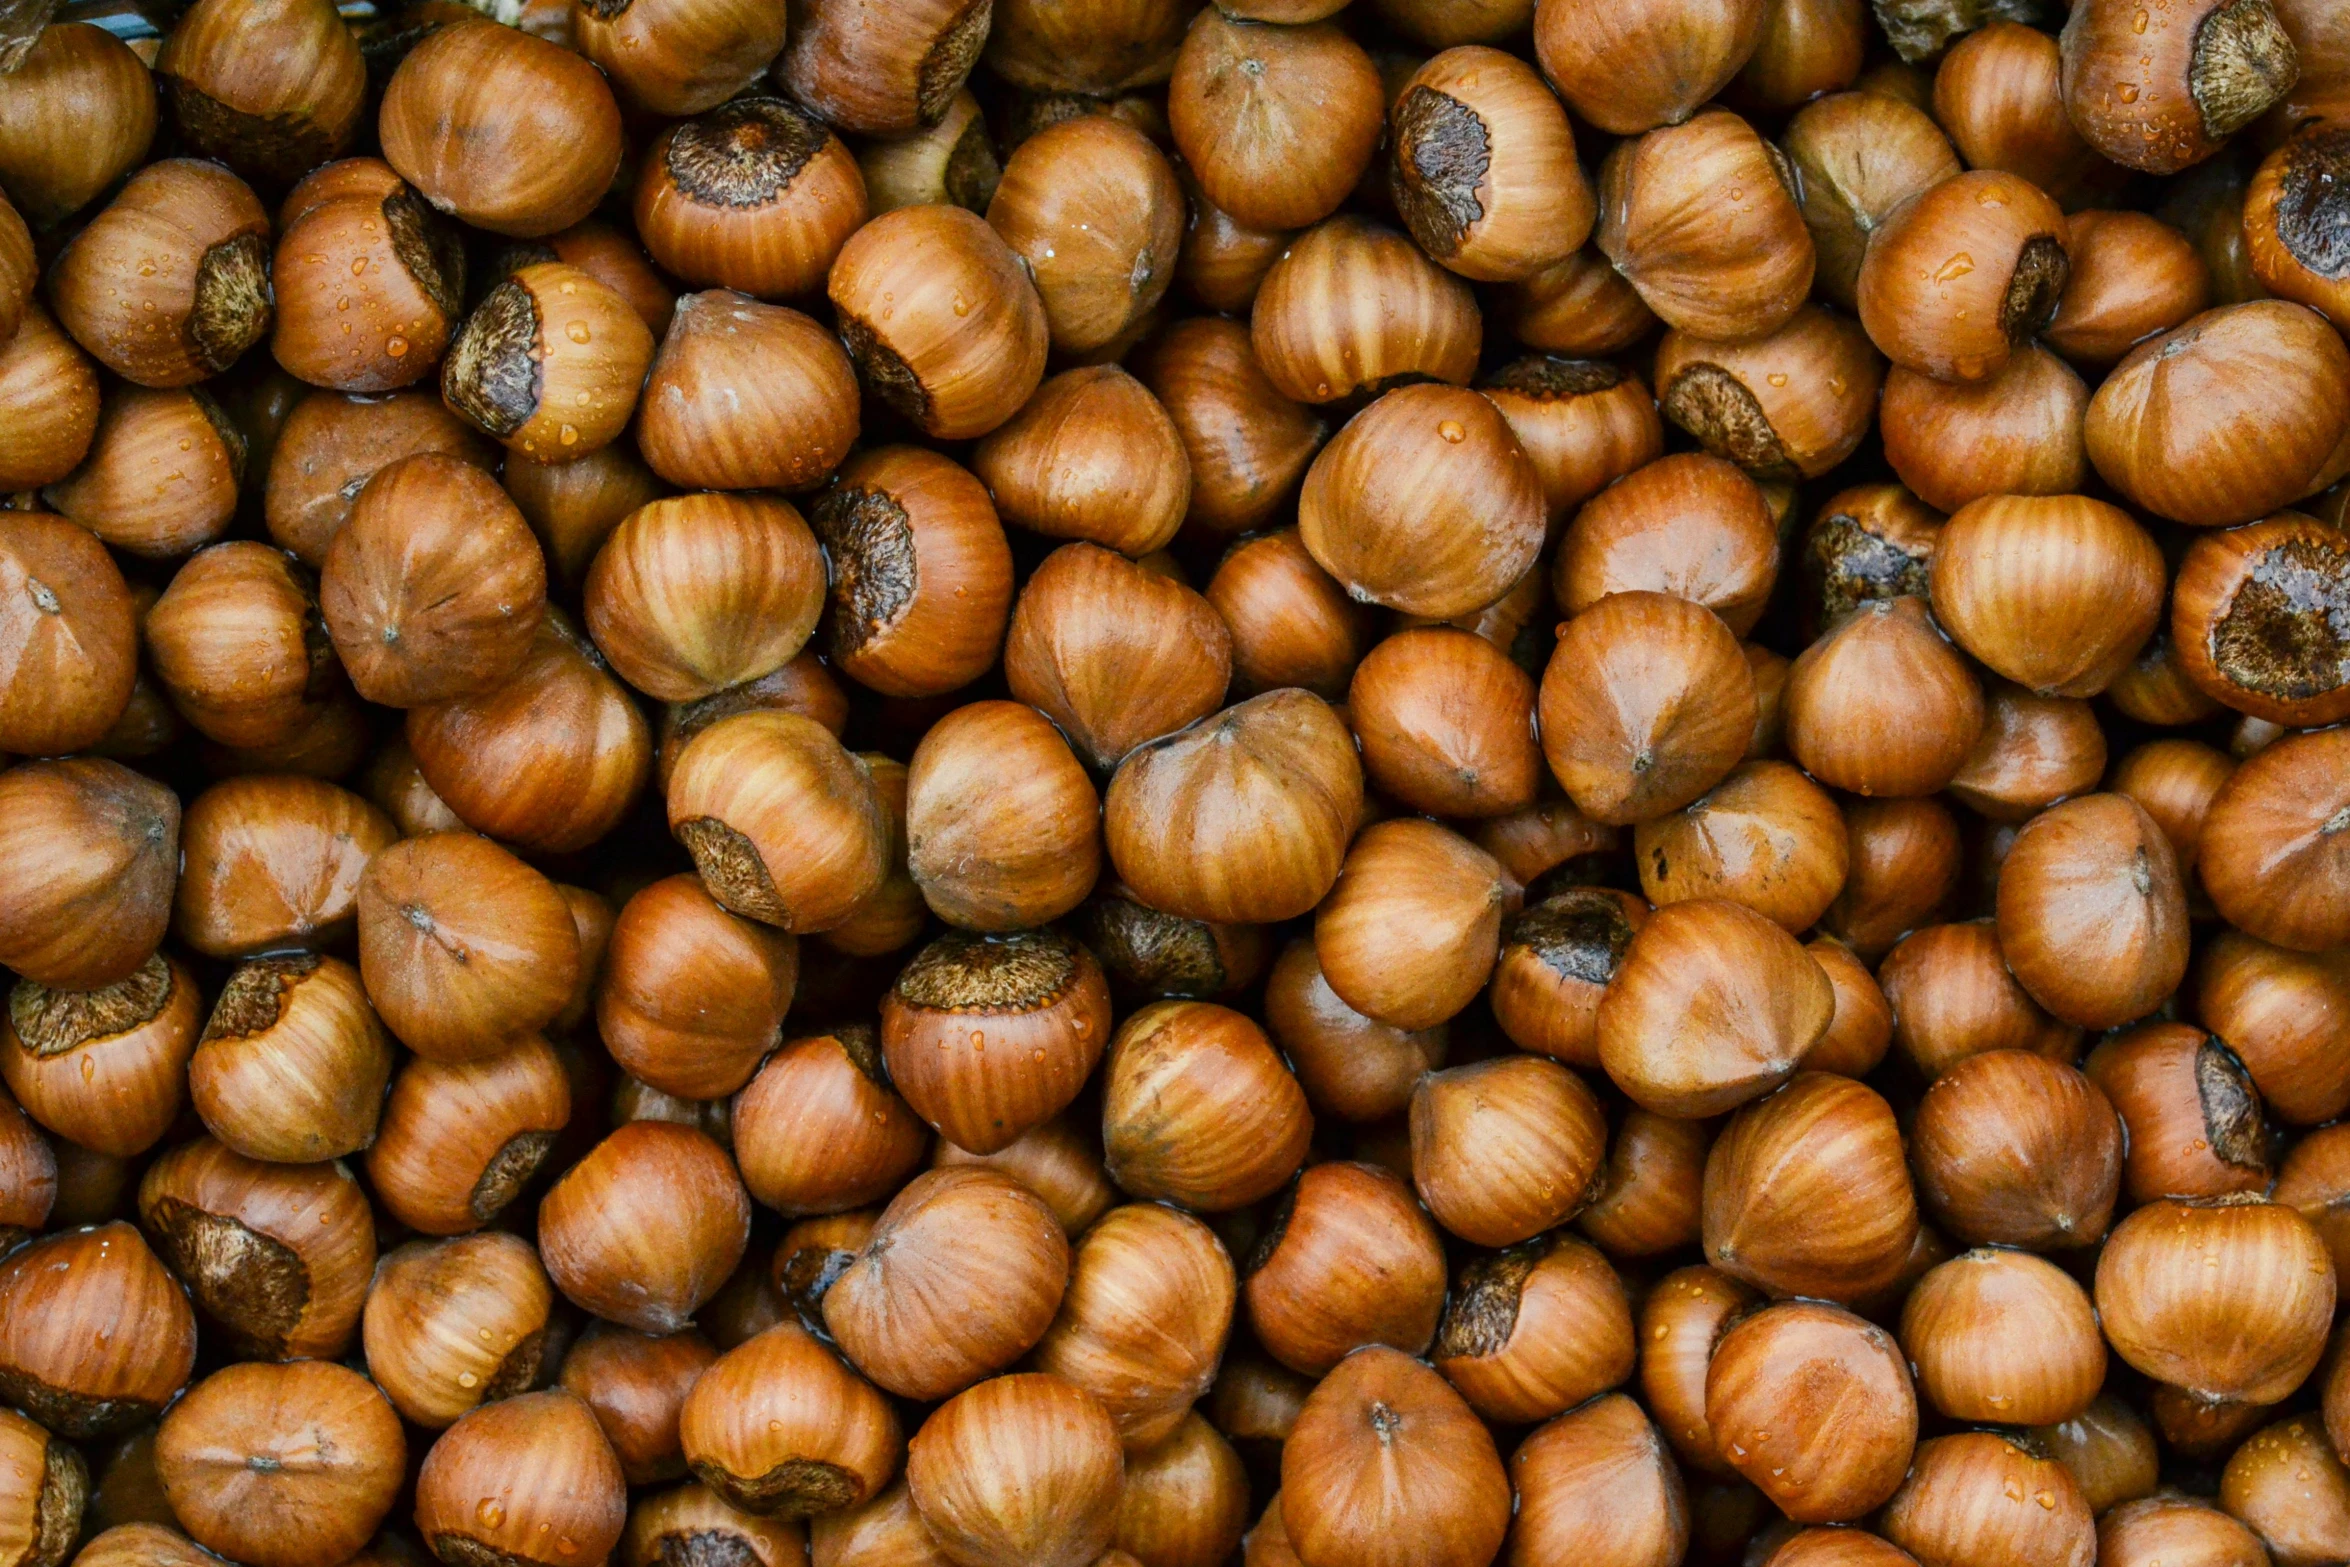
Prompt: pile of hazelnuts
<box><xmin>0</xmin><ymin>0</ymin><xmax>2346</xmax><ymax>1561</ymax></box>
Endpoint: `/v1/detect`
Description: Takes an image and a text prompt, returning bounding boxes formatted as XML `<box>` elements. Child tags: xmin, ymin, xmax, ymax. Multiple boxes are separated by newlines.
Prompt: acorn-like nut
<box><xmin>776</xmin><ymin>0</ymin><xmax>986</xmax><ymax>132</ymax></box>
<box><xmin>1879</xmin><ymin>1433</ymin><xmax>2094</xmax><ymax>1567</ymax></box>
<box><xmin>1391</xmin><ymin>45</ymin><xmax>1594</xmax><ymax>282</ymax></box>
<box><xmin>173</xmin><ymin>775</ymin><xmax>393</xmax><ymax>960</ymax></box>
<box><xmin>1478</xmin><ymin>358</ymin><xmax>1662</xmax><ymax>530</ymax></box>
<box><xmin>989</xmin><ymin>113</ymin><xmax>1181</xmax><ymax>355</ymax></box>
<box><xmin>319</xmin><ymin>453</ymin><xmax>545</xmax><ymax>707</ymax></box>
<box><xmin>270</xmin><ymin>159</ymin><xmax>463</xmax><ymax>393</ymax></box>
<box><xmin>1995</xmin><ymin>793</ymin><xmax>2189</xmax><ymax>1030</ymax></box>
<box><xmin>442</xmin><ymin>263</ymin><xmax>654</xmax><ymax>463</ymax></box>
<box><xmin>1706</xmin><ymin>1302</ymin><xmax>1916</xmax><ymax>1522</ymax></box>
<box><xmin>0</xmin><ymin>307</ymin><xmax>102</xmax><ymax>493</ymax></box>
<box><xmin>0</xmin><ymin>1223</ymin><xmax>196</xmax><ymax>1438</ymax></box>
<box><xmin>1928</xmin><ymin>494</ymin><xmax>2163</xmax><ymax>698</ymax></box>
<box><xmin>621</xmin><ymin>1482</ymin><xmax>802</xmax><ymax>1567</ymax></box>
<box><xmin>818</xmin><ymin>751</ymin><xmax>926</xmax><ymax>961</ymax></box>
<box><xmin>667</xmin><ymin>711</ymin><xmax>890</xmax><ymax>934</ymax></box>
<box><xmin>1262</xmin><ymin>936</ymin><xmax>1447</xmax><ymax>1123</ymax></box>
<box><xmin>1032</xmin><ymin>1203</ymin><xmax>1237</xmax><ymax>1450</ymax></box>
<box><xmin>906</xmin><ymin>1373</ymin><xmax>1123</xmax><ymax>1567</ymax></box>
<box><xmin>367</xmin><ymin>1038</ymin><xmax>572</xmax><ymax>1236</ymax></box>
<box><xmin>1785</xmin><ymin>597</ymin><xmax>1986</xmax><ymax>798</ymax></box>
<box><xmin>189</xmin><ymin>954</ymin><xmax>391</xmax><ymax>1163</ymax></box>
<box><xmin>1506</xmin><ymin>1394</ymin><xmax>1689</xmax><ymax>1567</ymax></box>
<box><xmin>2088</xmin><ymin>1021</ymin><xmax>2270</xmax><ymax>1203</ymax></box>
<box><xmin>1881</xmin><ymin>347</ymin><xmax>2088</xmax><ymax>514</ymax></box>
<box><xmin>1280</xmin><ymin>1349</ymin><xmax>1508</xmax><ymax>1567</ymax></box>
<box><xmin>0</xmin><ymin>23</ymin><xmax>157</xmax><ymax>228</ymax></box>
<box><xmin>2097</xmin><ymin>1497</ymin><xmax>2269</xmax><ymax>1567</ymax></box>
<box><xmin>1595</xmin><ymin>110</ymin><xmax>1816</xmax><ymax>342</ymax></box>
<box><xmin>0</xmin><ymin>759</ymin><xmax>178</xmax><ymax>991</ymax></box>
<box><xmin>2047</xmin><ymin>209</ymin><xmax>2212</xmax><ymax>367</ymax></box>
<box><xmin>0</xmin><ymin>509</ymin><xmax>135</xmax><ymax>756</ymax></box>
<box><xmin>2113</xmin><ymin>736</ymin><xmax>2234</xmax><ymax>890</ymax></box>
<box><xmin>1204</xmin><ymin>529</ymin><xmax>1366</xmax><ymax>701</ymax></box>
<box><xmin>1857</xmin><ymin>170</ymin><xmax>2068</xmax><ymax>382</ymax></box>
<box><xmin>1105</xmin><ymin>689</ymin><xmax>1364</xmax><ymax>925</ymax></box>
<box><xmin>825</xmin><ymin>1167</ymin><xmax>1070</xmax><ymax>1400</ymax></box>
<box><xmin>1634</xmin><ymin>760</ymin><xmax>1848</xmax><ymax>933</ymax></box>
<box><xmin>655</xmin><ymin>659</ymin><xmax>847</xmax><ymax>796</ymax></box>
<box><xmin>1410</xmin><ymin>1056</ymin><xmax>1604</xmax><ymax>1248</ymax></box>
<box><xmin>1822</xmin><ymin>795</ymin><xmax>1960</xmax><ymax>957</ymax></box>
<box><xmin>583</xmin><ymin>493</ymin><xmax>823</xmax><ymax>704</ymax></box>
<box><xmin>414</xmin><ymin>1390</ymin><xmax>627</xmax><ymax>1567</ymax></box>
<box><xmin>1946</xmin><ymin>682</ymin><xmax>2107</xmax><ymax>823</ymax></box>
<box><xmin>44</xmin><ymin>384</ymin><xmax>246</xmax><ymax>559</ymax></box>
<box><xmin>1431</xmin><ymin>1234</ymin><xmax>1631</xmax><ymax>1425</ymax></box>
<box><xmin>1100</xmin><ymin>1000</ymin><xmax>1310</xmax><ymax>1212</ymax></box>
<box><xmin>1577</xmin><ymin>1105</ymin><xmax>1706</xmax><ymax>1258</ymax></box>
<box><xmin>379</xmin><ymin>20</ymin><xmax>621</xmax><ymax>237</ymax></box>
<box><xmin>2170</xmin><ymin>513</ymin><xmax>2350</xmax><ymax>726</ymax></box>
<box><xmin>2221</xmin><ymin>1414</ymin><xmax>2350</xmax><ymax>1566</ymax></box>
<box><xmin>1502</xmin><ymin>246</ymin><xmax>1659</xmax><ymax>359</ymax></box>
<box><xmin>576</xmin><ymin>0</ymin><xmax>787</xmax><ymax>115</ymax></box>
<box><xmin>1005</xmin><ymin>544</ymin><xmax>1231</xmax><ymax>772</ymax></box>
<box><xmin>1313</xmin><ymin>819</ymin><xmax>1508</xmax><ymax>1031</ymax></box>
<box><xmin>1297</xmin><ymin>383</ymin><xmax>1543</xmax><ymax>619</ymax></box>
<box><xmin>596</xmin><ymin>875</ymin><xmax>794</xmax><ymax>1102</ymax></box>
<box><xmin>1347</xmin><ymin>627</ymin><xmax>1539</xmax><ymax>819</ymax></box>
<box><xmin>1177</xmin><ymin>162</ymin><xmax>1288</xmax><ymax>314</ymax></box>
<box><xmin>2198</xmin><ymin>724</ymin><xmax>2350</xmax><ymax>953</ymax></box>
<box><xmin>1703</xmin><ymin>1073</ymin><xmax>1921</xmax><ymax>1303</ymax></box>
<box><xmin>2199</xmin><ymin>929</ymin><xmax>2350</xmax><ymax>1128</ymax></box>
<box><xmin>357</xmin><ymin>832</ymin><xmax>580</xmax><ymax>1059</ymax></box>
<box><xmin>1168</xmin><ymin>10</ymin><xmax>1382</xmax><ymax>235</ymax></box>
<box><xmin>263</xmin><ymin>389</ymin><xmax>493</xmax><ymax>567</ymax></box>
<box><xmin>1244</xmin><ymin>1162</ymin><xmax>1446</xmax><ymax>1377</ymax></box>
<box><xmin>733</xmin><ymin>1027</ymin><xmax>927</xmax><ymax>1217</ymax></box>
<box><xmin>2086</xmin><ymin>301</ymin><xmax>2350</xmax><ymax>527</ymax></box>
<box><xmin>1638</xmin><ymin>1265</ymin><xmax>1760</xmax><ymax>1476</ymax></box>
<box><xmin>539</xmin><ymin>1122</ymin><xmax>747</xmax><ymax>1335</ymax></box>
<box><xmin>1531</xmin><ymin>0</ymin><xmax>1766</xmax><ymax>134</ymax></box>
<box><xmin>1556</xmin><ymin>453</ymin><xmax>1781</xmax><ymax>634</ymax></box>
<box><xmin>2060</xmin><ymin>0</ymin><xmax>2297</xmax><ymax>175</ymax></box>
<box><xmin>146</xmin><ymin>541</ymin><xmax>341</xmax><ymax>751</ymax></box>
<box><xmin>155</xmin><ymin>0</ymin><xmax>363</xmax><ymax>186</ymax></box>
<box><xmin>1247</xmin><ymin>215</ymin><xmax>1482</xmax><ymax>406</ymax></box>
<box><xmin>404</xmin><ymin>609</ymin><xmax>653</xmax><ymax>854</ymax></box>
<box><xmin>828</xmin><ymin>204</ymin><xmax>1048</xmax><ymax>441</ymax></box>
<box><xmin>632</xmin><ymin>99</ymin><xmax>866</xmax><ymax>302</ymax></box>
<box><xmin>138</xmin><ymin>1136</ymin><xmax>373</xmax><ymax>1360</ymax></box>
<box><xmin>634</xmin><ymin>293</ymin><xmax>857</xmax><ymax>493</ymax></box>
<box><xmin>4</xmin><ymin>956</ymin><xmax>196</xmax><ymax>1158</ymax></box>
<box><xmin>2096</xmin><ymin>1196</ymin><xmax>2334</xmax><ymax>1404</ymax></box>
<box><xmin>678</xmin><ymin>1320</ymin><xmax>905</xmax><ymax>1519</ymax></box>
<box><xmin>1539</xmin><ymin>591</ymin><xmax>1757</xmax><ymax>825</ymax></box>
<box><xmin>881</xmin><ymin>927</ymin><xmax>1113</xmax><ymax>1156</ymax></box>
<box><xmin>561</xmin><ymin>1327</ymin><xmax>717</xmax><ymax>1488</ymax></box>
<box><xmin>974</xmin><ymin>366</ymin><xmax>1191</xmax><ymax>558</ymax></box>
<box><xmin>804</xmin><ymin>1482</ymin><xmax>951</xmax><ymax>1567</ymax></box>
<box><xmin>1653</xmin><ymin>310</ymin><xmax>1881</xmax><ymax>483</ymax></box>
<box><xmin>363</xmin><ymin>1231</ymin><xmax>556</xmax><ymax>1428</ymax></box>
<box><xmin>1780</xmin><ymin>90</ymin><xmax>1959</xmax><ymax>311</ymax></box>
<box><xmin>50</xmin><ymin>159</ymin><xmax>271</xmax><ymax>389</ymax></box>
<box><xmin>1597</xmin><ymin>899</ymin><xmax>1833</xmax><ymax>1118</ymax></box>
<box><xmin>1910</xmin><ymin>1050</ymin><xmax>2121</xmax><ymax>1250</ymax></box>
<box><xmin>809</xmin><ymin>445</ymin><xmax>1014</xmax><ymax>700</ymax></box>
<box><xmin>1930</xmin><ymin>22</ymin><xmax>2109</xmax><ymax>207</ymax></box>
<box><xmin>154</xmin><ymin>1360</ymin><xmax>403</xmax><ymax>1567</ymax></box>
<box><xmin>2248</xmin><ymin>124</ymin><xmax>2350</xmax><ymax>324</ymax></box>
<box><xmin>1900</xmin><ymin>1249</ymin><xmax>2104</xmax><ymax>1426</ymax></box>
<box><xmin>1879</xmin><ymin>921</ymin><xmax>2081</xmax><ymax>1078</ymax></box>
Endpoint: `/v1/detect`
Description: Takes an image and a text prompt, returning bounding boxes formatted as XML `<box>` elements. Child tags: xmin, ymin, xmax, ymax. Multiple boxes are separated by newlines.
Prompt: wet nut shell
<box><xmin>2096</xmin><ymin>1497</ymin><xmax>2269</xmax><ymax>1567</ymax></box>
<box><xmin>319</xmin><ymin>452</ymin><xmax>547</xmax><ymax>709</ymax></box>
<box><xmin>0</xmin><ymin>23</ymin><xmax>158</xmax><ymax>228</ymax></box>
<box><xmin>1909</xmin><ymin>1049</ymin><xmax>2122</xmax><ymax>1250</ymax></box>
<box><xmin>440</xmin><ymin>262</ymin><xmax>655</xmax><ymax>463</ymax></box>
<box><xmin>1244</xmin><ymin>1161</ymin><xmax>1447</xmax><ymax>1377</ymax></box>
<box><xmin>974</xmin><ymin>365</ymin><xmax>1192</xmax><ymax>558</ymax></box>
<box><xmin>187</xmin><ymin>953</ymin><xmax>392</xmax><ymax>1164</ymax></box>
<box><xmin>0</xmin><ymin>759</ymin><xmax>180</xmax><ymax>992</ymax></box>
<box><xmin>1479</xmin><ymin>357</ymin><xmax>1664</xmax><ymax>528</ymax></box>
<box><xmin>2197</xmin><ymin>929</ymin><xmax>2350</xmax><ymax>1128</ymax></box>
<box><xmin>0</xmin><ymin>1403</ymin><xmax>83</xmax><ymax>1567</ymax></box>
<box><xmin>1168</xmin><ymin>10</ymin><xmax>1383</xmax><ymax>235</ymax></box>
<box><xmin>1653</xmin><ymin>309</ymin><xmax>1883</xmax><ymax>482</ymax></box>
<box><xmin>361</xmin><ymin>1232</ymin><xmax>557</xmax><ymax>1428</ymax></box>
<box><xmin>1899</xmin><ymin>1248</ymin><xmax>2106</xmax><ymax>1426</ymax></box>
<box><xmin>262</xmin><ymin>389</ymin><xmax>495</xmax><ymax>567</ymax></box>
<box><xmin>1030</xmin><ymin>1202</ymin><xmax>1237</xmax><ymax>1450</ymax></box>
<box><xmin>1996</xmin><ymin>793</ymin><xmax>2190</xmax><ymax>1030</ymax></box>
<box><xmin>677</xmin><ymin>1319</ymin><xmax>905</xmax><ymax>1520</ymax></box>
<box><xmin>1104</xmin><ymin>688</ymin><xmax>1364</xmax><ymax>926</ymax></box>
<box><xmin>1248</xmin><ymin>215</ymin><xmax>1483</xmax><ymax>407</ymax></box>
<box><xmin>1857</xmin><ymin>170</ymin><xmax>2069</xmax><ymax>383</ymax></box>
<box><xmin>137</xmin><ymin>1136</ymin><xmax>373</xmax><ymax>1361</ymax></box>
<box><xmin>1432</xmin><ymin>1233</ymin><xmax>1633</xmax><ymax>1425</ymax></box>
<box><xmin>1597</xmin><ymin>898</ymin><xmax>1834</xmax><ymax>1117</ymax></box>
<box><xmin>621</xmin><ymin>1482</ymin><xmax>803</xmax><ymax>1567</ymax></box>
<box><xmin>1313</xmin><ymin>818</ymin><xmax>1509</xmax><ymax>1033</ymax></box>
<box><xmin>1633</xmin><ymin>760</ymin><xmax>1849</xmax><ymax>933</ymax></box>
<box><xmin>44</xmin><ymin>384</ymin><xmax>246</xmax><ymax>560</ymax></box>
<box><xmin>731</xmin><ymin>1026</ymin><xmax>928</xmax><ymax>1216</ymax></box>
<box><xmin>988</xmin><ymin>113</ymin><xmax>1182</xmax><ymax>355</ymax></box>
<box><xmin>378</xmin><ymin>20</ymin><xmax>624</xmax><ymax>238</ymax></box>
<box><xmin>2090</xmin><ymin>1017</ymin><xmax>2271</xmax><ymax>1203</ymax></box>
<box><xmin>2170</xmin><ymin>512</ymin><xmax>2350</xmax><ymax>727</ymax></box>
<box><xmin>2096</xmin><ymin>1195</ymin><xmax>2335</xmax><ymax>1404</ymax></box>
<box><xmin>2059</xmin><ymin>0</ymin><xmax>2298</xmax><ymax>175</ymax></box>
<box><xmin>574</xmin><ymin>0</ymin><xmax>787</xmax><ymax>116</ymax></box>
<box><xmin>2247</xmin><ymin>124</ymin><xmax>2350</xmax><ymax>324</ymax></box>
<box><xmin>0</xmin><ymin>509</ymin><xmax>136</xmax><ymax>757</ymax></box>
<box><xmin>666</xmin><ymin>710</ymin><xmax>890</xmax><ymax>934</ymax></box>
<box><xmin>827</xmin><ymin>204</ymin><xmax>1049</xmax><ymax>442</ymax></box>
<box><xmin>907</xmin><ymin>1372</ymin><xmax>1125</xmax><ymax>1567</ymax></box>
<box><xmin>1556</xmin><ymin>453</ymin><xmax>1782</xmax><ymax>634</ymax></box>
<box><xmin>634</xmin><ymin>98</ymin><xmax>868</xmax><ymax>302</ymax></box>
<box><xmin>1928</xmin><ymin>493</ymin><xmax>2165</xmax><ymax>699</ymax></box>
<box><xmin>1531</xmin><ymin>0</ymin><xmax>1766</xmax><ymax>134</ymax></box>
<box><xmin>366</xmin><ymin>1037</ymin><xmax>572</xmax><ymax>1236</ymax></box>
<box><xmin>1703</xmin><ymin>1072</ymin><xmax>1921</xmax><ymax>1303</ymax></box>
<box><xmin>563</xmin><ymin>1326</ymin><xmax>718</xmax><ymax>1488</ymax></box>
<box><xmin>50</xmin><ymin>159</ymin><xmax>272</xmax><ymax>390</ymax></box>
<box><xmin>1878</xmin><ymin>1431</ymin><xmax>2095</xmax><ymax>1567</ymax></box>
<box><xmin>2047</xmin><ymin>208</ymin><xmax>2212</xmax><ymax>368</ymax></box>
<box><xmin>1705</xmin><ymin>1301</ymin><xmax>1916</xmax><ymax>1522</ymax></box>
<box><xmin>1262</xmin><ymin>935</ymin><xmax>1448</xmax><ymax>1123</ymax></box>
<box><xmin>1409</xmin><ymin>1055</ymin><xmax>1605</xmax><ymax>1247</ymax></box>
<box><xmin>1101</xmin><ymin>1000</ymin><xmax>1310</xmax><ymax>1212</ymax></box>
<box><xmin>1578</xmin><ymin>1105</ymin><xmax>1708</xmax><ymax>1258</ymax></box>
<box><xmin>0</xmin><ymin>1223</ymin><xmax>196</xmax><ymax>1439</ymax></box>
<box><xmin>880</xmin><ymin>927</ymin><xmax>1113</xmax><ymax>1155</ymax></box>
<box><xmin>822</xmin><ymin>1167</ymin><xmax>1068</xmax><ymax>1402</ymax></box>
<box><xmin>776</xmin><ymin>0</ymin><xmax>988</xmax><ymax>134</ymax></box>
<box><xmin>0</xmin><ymin>306</ymin><xmax>103</xmax><ymax>494</ymax></box>
<box><xmin>1507</xmin><ymin>1393</ymin><xmax>1689</xmax><ymax>1567</ymax></box>
<box><xmin>271</xmin><ymin>159</ymin><xmax>465</xmax><ymax>394</ymax></box>
<box><xmin>1880</xmin><ymin>346</ymin><xmax>2089</xmax><ymax>514</ymax></box>
<box><xmin>636</xmin><ymin>292</ymin><xmax>859</xmax><ymax>494</ymax></box>
<box><xmin>145</xmin><ymin>541</ymin><xmax>341</xmax><ymax>751</ymax></box>
<box><xmin>538</xmin><ymin>1121</ymin><xmax>748</xmax><ymax>1335</ymax></box>
<box><xmin>4</xmin><ymin>956</ymin><xmax>197</xmax><ymax>1158</ymax></box>
<box><xmin>413</xmin><ymin>1389</ymin><xmax>628</xmax><ymax>1567</ymax></box>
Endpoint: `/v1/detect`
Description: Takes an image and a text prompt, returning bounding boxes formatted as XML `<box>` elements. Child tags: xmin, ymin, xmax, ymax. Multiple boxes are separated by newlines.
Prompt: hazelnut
<box><xmin>51</xmin><ymin>159</ymin><xmax>271</xmax><ymax>389</ymax></box>
<box><xmin>0</xmin><ymin>1223</ymin><xmax>196</xmax><ymax>1438</ymax></box>
<box><xmin>414</xmin><ymin>1390</ymin><xmax>628</xmax><ymax>1567</ymax></box>
<box><xmin>1032</xmin><ymin>1203</ymin><xmax>1236</xmax><ymax>1450</ymax></box>
<box><xmin>367</xmin><ymin>1037</ymin><xmax>572</xmax><ymax>1236</ymax></box>
<box><xmin>679</xmin><ymin>1323</ymin><xmax>903</xmax><ymax>1519</ymax></box>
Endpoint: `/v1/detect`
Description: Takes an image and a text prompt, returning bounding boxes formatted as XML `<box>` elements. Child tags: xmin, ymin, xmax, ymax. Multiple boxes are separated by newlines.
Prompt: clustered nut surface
<box><xmin>3</xmin><ymin>1</ymin><xmax>2350</xmax><ymax>1567</ymax></box>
